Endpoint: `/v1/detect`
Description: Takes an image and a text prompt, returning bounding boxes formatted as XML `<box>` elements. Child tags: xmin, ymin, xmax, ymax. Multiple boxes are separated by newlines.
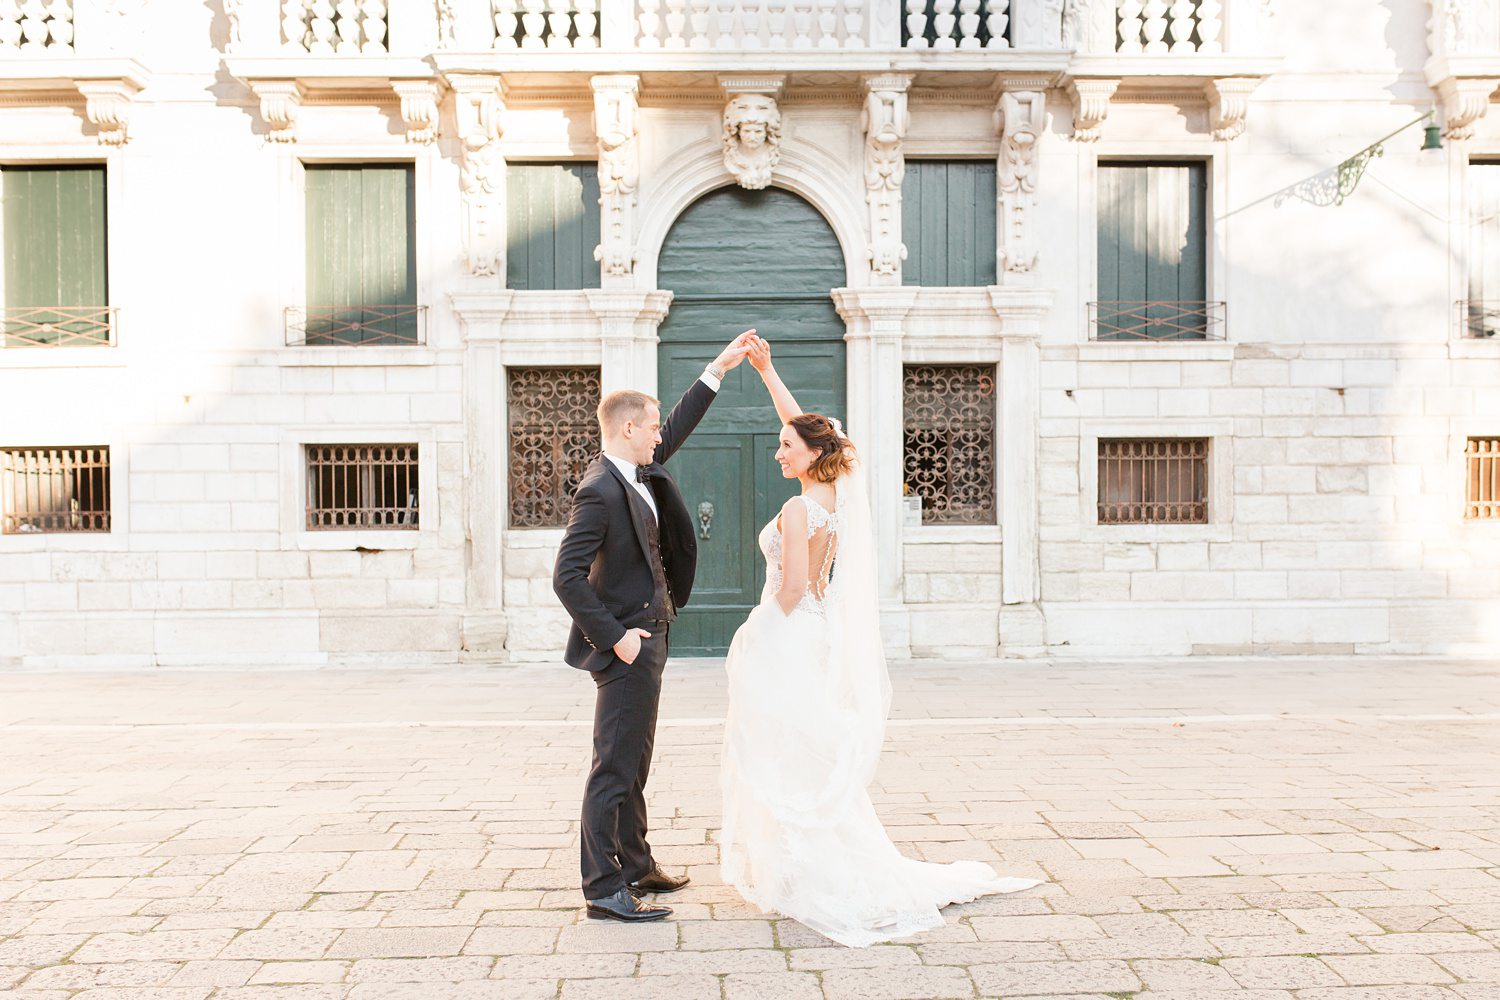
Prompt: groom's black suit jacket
<box><xmin>553</xmin><ymin>378</ymin><xmax>716</xmax><ymax>673</ymax></box>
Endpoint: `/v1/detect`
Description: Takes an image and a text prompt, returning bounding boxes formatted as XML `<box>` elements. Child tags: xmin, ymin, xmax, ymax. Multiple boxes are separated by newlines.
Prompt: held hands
<box><xmin>746</xmin><ymin>334</ymin><xmax>772</xmax><ymax>374</ymax></box>
<box><xmin>613</xmin><ymin>627</ymin><xmax>652</xmax><ymax>665</ymax></box>
<box><xmin>710</xmin><ymin>330</ymin><xmax>756</xmax><ymax>376</ymax></box>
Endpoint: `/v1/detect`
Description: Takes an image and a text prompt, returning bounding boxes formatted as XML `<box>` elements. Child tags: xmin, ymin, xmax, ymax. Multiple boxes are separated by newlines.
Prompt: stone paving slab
<box><xmin>0</xmin><ymin>658</ymin><xmax>1496</xmax><ymax>999</ymax></box>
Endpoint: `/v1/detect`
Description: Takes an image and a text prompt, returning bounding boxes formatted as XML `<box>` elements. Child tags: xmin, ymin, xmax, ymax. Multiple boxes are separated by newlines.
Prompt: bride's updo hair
<box><xmin>788</xmin><ymin>413</ymin><xmax>856</xmax><ymax>484</ymax></box>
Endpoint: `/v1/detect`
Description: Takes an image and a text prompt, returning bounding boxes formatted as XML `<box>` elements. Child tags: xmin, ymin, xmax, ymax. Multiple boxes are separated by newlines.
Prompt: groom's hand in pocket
<box><xmin>613</xmin><ymin>628</ymin><xmax>652</xmax><ymax>665</ymax></box>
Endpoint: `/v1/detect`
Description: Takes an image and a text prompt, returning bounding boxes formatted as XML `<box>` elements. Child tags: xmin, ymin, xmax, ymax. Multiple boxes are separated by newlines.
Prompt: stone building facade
<box><xmin>1</xmin><ymin>0</ymin><xmax>1497</xmax><ymax>667</ymax></box>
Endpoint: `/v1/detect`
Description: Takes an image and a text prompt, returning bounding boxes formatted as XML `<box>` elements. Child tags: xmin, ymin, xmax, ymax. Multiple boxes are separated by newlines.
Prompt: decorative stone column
<box><xmin>585</xmin><ymin>289</ymin><xmax>675</xmax><ymax>397</ymax></box>
<box><xmin>994</xmin><ymin>84</ymin><xmax>1047</xmax><ymax>280</ymax></box>
<box><xmin>990</xmin><ymin>286</ymin><xmax>1052</xmax><ymax>650</ymax></box>
<box><xmin>592</xmin><ymin>75</ymin><xmax>641</xmax><ymax>285</ymax></box>
<box><xmin>449</xmin><ymin>73</ymin><xmax>506</xmax><ymax>280</ymax></box>
<box><xmin>832</xmin><ymin>288</ymin><xmax>918</xmax><ymax>640</ymax></box>
<box><xmin>861</xmin><ymin>74</ymin><xmax>911</xmax><ymax>285</ymax></box>
<box><xmin>450</xmin><ymin>292</ymin><xmax>515</xmax><ymax>659</ymax></box>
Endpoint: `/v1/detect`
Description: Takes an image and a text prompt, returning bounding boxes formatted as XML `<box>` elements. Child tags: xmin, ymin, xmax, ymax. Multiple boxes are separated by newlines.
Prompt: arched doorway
<box><xmin>656</xmin><ymin>185</ymin><xmax>847</xmax><ymax>655</ymax></box>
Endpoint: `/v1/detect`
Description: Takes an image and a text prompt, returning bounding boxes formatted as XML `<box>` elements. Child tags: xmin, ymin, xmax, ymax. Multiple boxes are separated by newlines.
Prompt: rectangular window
<box><xmin>1095</xmin><ymin>161</ymin><xmax>1217</xmax><ymax>341</ymax></box>
<box><xmin>1098</xmin><ymin>438</ymin><xmax>1208</xmax><ymax>524</ymax></box>
<box><xmin>506</xmin><ymin>163</ymin><xmax>602</xmax><ymax>291</ymax></box>
<box><xmin>902</xmin><ymin>364</ymin><xmax>997</xmax><ymax>525</ymax></box>
<box><xmin>1468</xmin><ymin>437</ymin><xmax>1500</xmax><ymax>520</ymax></box>
<box><xmin>1</xmin><ymin>447</ymin><xmax>111</xmax><ymax>534</ymax></box>
<box><xmin>1467</xmin><ymin>162</ymin><xmax>1500</xmax><ymax>338</ymax></box>
<box><xmin>2</xmin><ymin>165</ymin><xmax>111</xmax><ymax>347</ymax></box>
<box><xmin>508</xmin><ymin>367</ymin><xmax>601</xmax><ymax>528</ymax></box>
<box><xmin>305</xmin><ymin>444</ymin><xmax>419</xmax><ymax>530</ymax></box>
<box><xmin>901</xmin><ymin>159</ymin><xmax>998</xmax><ymax>287</ymax></box>
<box><xmin>299</xmin><ymin>163</ymin><xmax>420</xmax><ymax>346</ymax></box>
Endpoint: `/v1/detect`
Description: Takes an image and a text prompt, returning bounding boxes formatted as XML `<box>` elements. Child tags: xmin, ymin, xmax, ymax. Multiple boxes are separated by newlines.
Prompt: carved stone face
<box><xmin>739</xmin><ymin>121</ymin><xmax>767</xmax><ymax>150</ymax></box>
<box><xmin>722</xmin><ymin>94</ymin><xmax>782</xmax><ymax>190</ymax></box>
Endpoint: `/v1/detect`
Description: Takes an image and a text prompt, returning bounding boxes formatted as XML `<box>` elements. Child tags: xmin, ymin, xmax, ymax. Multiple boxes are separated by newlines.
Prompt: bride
<box><xmin>718</xmin><ymin>336</ymin><xmax>1041</xmax><ymax>948</ymax></box>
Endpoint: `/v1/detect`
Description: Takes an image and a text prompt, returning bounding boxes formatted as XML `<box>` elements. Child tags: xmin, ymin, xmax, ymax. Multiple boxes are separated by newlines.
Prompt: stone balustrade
<box><xmin>215</xmin><ymin>0</ymin><xmax>1273</xmax><ymax>56</ymax></box>
<box><xmin>1423</xmin><ymin>0</ymin><xmax>1500</xmax><ymax>140</ymax></box>
<box><xmin>492</xmin><ymin>0</ymin><xmax>601</xmax><ymax>50</ymax></box>
<box><xmin>0</xmin><ymin>0</ymin><xmax>74</xmax><ymax>51</ymax></box>
<box><xmin>1114</xmin><ymin>0</ymin><xmax>1223</xmax><ymax>54</ymax></box>
<box><xmin>282</xmin><ymin>0</ymin><xmax>390</xmax><ymax>54</ymax></box>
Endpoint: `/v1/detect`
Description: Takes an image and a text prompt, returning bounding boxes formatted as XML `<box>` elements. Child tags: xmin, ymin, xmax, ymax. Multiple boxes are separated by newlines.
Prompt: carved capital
<box><xmin>450</xmin><ymin>75</ymin><xmax>507</xmax><ymax>278</ymax></box>
<box><xmin>862</xmin><ymin>74</ymin><xmax>912</xmax><ymax>283</ymax></box>
<box><xmin>592</xmin><ymin>75</ymin><xmax>641</xmax><ymax>279</ymax></box>
<box><xmin>1437</xmin><ymin>76</ymin><xmax>1500</xmax><ymax>141</ymax></box>
<box><xmin>1067</xmin><ymin>78</ymin><xmax>1118</xmax><ymax>142</ymax></box>
<box><xmin>995</xmin><ymin>89</ymin><xmax>1046</xmax><ymax>275</ymax></box>
<box><xmin>392</xmin><ymin>80</ymin><xmax>443</xmax><ymax>144</ymax></box>
<box><xmin>75</xmin><ymin>79</ymin><xmax>139</xmax><ymax>146</ymax></box>
<box><xmin>247</xmin><ymin>80</ymin><xmax>303</xmax><ymax>143</ymax></box>
<box><xmin>1206</xmin><ymin>77</ymin><xmax>1262</xmax><ymax>142</ymax></box>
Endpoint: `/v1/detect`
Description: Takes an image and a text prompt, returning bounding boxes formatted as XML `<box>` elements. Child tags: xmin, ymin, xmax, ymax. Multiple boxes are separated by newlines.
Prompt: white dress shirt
<box><xmin>604</xmin><ymin>370</ymin><xmax>721</xmax><ymax>521</ymax></box>
<box><xmin>606</xmin><ymin>453</ymin><xmax>658</xmax><ymax>520</ymax></box>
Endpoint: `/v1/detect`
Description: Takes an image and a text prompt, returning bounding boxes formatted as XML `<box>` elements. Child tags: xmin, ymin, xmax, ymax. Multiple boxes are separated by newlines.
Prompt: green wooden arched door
<box><xmin>657</xmin><ymin>186</ymin><xmax>847</xmax><ymax>655</ymax></box>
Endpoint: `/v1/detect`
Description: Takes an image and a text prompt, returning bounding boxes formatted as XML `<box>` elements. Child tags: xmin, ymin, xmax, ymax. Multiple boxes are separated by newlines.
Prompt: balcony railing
<box><xmin>1113</xmin><ymin>0</ymin><xmax>1223</xmax><ymax>54</ymax></box>
<box><xmin>0</xmin><ymin>0</ymin><xmax>74</xmax><ymax>52</ymax></box>
<box><xmin>1</xmin><ymin>306</ymin><xmax>115</xmax><ymax>348</ymax></box>
<box><xmin>285</xmin><ymin>304</ymin><xmax>427</xmax><ymax>346</ymax></box>
<box><xmin>1461</xmin><ymin>300</ymin><xmax>1500</xmax><ymax>339</ymax></box>
<box><xmin>282</xmin><ymin>0</ymin><xmax>390</xmax><ymax>53</ymax></box>
<box><xmin>247</xmin><ymin>0</ymin><xmax>1264</xmax><ymax>55</ymax></box>
<box><xmin>1089</xmin><ymin>300</ymin><xmax>1225</xmax><ymax>342</ymax></box>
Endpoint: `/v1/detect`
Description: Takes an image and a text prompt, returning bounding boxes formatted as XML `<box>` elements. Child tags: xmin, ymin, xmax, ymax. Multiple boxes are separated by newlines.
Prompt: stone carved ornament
<box><xmin>722</xmin><ymin>94</ymin><xmax>782</xmax><ymax>190</ymax></box>
<box><xmin>861</xmin><ymin>83</ymin><xmax>909</xmax><ymax>278</ymax></box>
<box><xmin>995</xmin><ymin>90</ymin><xmax>1045</xmax><ymax>273</ymax></box>
<box><xmin>456</xmin><ymin>83</ymin><xmax>506</xmax><ymax>276</ymax></box>
<box><xmin>594</xmin><ymin>79</ymin><xmax>641</xmax><ymax>277</ymax></box>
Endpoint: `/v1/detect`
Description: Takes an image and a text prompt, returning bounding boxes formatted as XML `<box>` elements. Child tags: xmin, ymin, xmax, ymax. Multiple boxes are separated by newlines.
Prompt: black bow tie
<box><xmin>635</xmin><ymin>464</ymin><xmax>657</xmax><ymax>484</ymax></box>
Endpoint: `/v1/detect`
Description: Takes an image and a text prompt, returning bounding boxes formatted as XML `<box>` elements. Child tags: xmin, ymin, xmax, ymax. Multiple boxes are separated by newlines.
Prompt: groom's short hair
<box><xmin>598</xmin><ymin>389</ymin><xmax>659</xmax><ymax>436</ymax></box>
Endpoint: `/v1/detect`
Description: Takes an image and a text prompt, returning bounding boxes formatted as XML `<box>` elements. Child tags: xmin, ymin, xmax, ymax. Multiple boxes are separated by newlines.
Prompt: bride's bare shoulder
<box><xmin>805</xmin><ymin>484</ymin><xmax>836</xmax><ymax>513</ymax></box>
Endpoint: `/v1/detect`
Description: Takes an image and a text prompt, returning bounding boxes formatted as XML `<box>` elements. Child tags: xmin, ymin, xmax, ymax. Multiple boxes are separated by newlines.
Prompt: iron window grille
<box><xmin>508</xmin><ymin>367</ymin><xmax>602</xmax><ymax>528</ymax></box>
<box><xmin>1460</xmin><ymin>300</ymin><xmax>1500</xmax><ymax>339</ymax></box>
<box><xmin>1</xmin><ymin>447</ymin><xmax>111</xmax><ymax>534</ymax></box>
<box><xmin>1098</xmin><ymin>438</ymin><xmax>1209</xmax><ymax>524</ymax></box>
<box><xmin>1089</xmin><ymin>301</ymin><xmax>1226</xmax><ymax>341</ymax></box>
<box><xmin>1</xmin><ymin>306</ymin><xmax>116</xmax><ymax>348</ymax></box>
<box><xmin>305</xmin><ymin>444</ymin><xmax>419</xmax><ymax>530</ymax></box>
<box><xmin>902</xmin><ymin>364</ymin><xmax>998</xmax><ymax>525</ymax></box>
<box><xmin>285</xmin><ymin>304</ymin><xmax>426</xmax><ymax>347</ymax></box>
<box><xmin>1467</xmin><ymin>437</ymin><xmax>1500</xmax><ymax>521</ymax></box>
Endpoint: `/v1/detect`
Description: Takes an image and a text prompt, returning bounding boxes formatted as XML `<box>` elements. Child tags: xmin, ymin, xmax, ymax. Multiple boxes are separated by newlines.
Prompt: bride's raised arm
<box><xmin>746</xmin><ymin>336</ymin><xmax>802</xmax><ymax>425</ymax></box>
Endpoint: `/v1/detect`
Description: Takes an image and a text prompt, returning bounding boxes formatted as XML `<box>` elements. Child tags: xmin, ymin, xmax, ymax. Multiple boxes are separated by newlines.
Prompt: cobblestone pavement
<box><xmin>0</xmin><ymin>658</ymin><xmax>1497</xmax><ymax>1000</ymax></box>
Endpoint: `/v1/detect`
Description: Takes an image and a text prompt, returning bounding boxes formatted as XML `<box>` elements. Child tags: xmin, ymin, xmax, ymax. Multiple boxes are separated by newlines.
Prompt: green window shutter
<box><xmin>1469</xmin><ymin>162</ymin><xmax>1500</xmax><ymax>335</ymax></box>
<box><xmin>506</xmin><ymin>163</ymin><xmax>601</xmax><ymax>291</ymax></box>
<box><xmin>3</xmin><ymin>166</ymin><xmax>107</xmax><ymax>346</ymax></box>
<box><xmin>902</xmin><ymin>159</ymin><xmax>997</xmax><ymax>287</ymax></box>
<box><xmin>1097</xmin><ymin>161</ymin><xmax>1207</xmax><ymax>340</ymax></box>
<box><xmin>305</xmin><ymin>163</ymin><xmax>416</xmax><ymax>345</ymax></box>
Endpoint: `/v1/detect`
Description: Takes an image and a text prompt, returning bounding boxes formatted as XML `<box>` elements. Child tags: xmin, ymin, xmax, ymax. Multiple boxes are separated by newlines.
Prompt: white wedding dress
<box><xmin>719</xmin><ymin>462</ymin><xmax>1040</xmax><ymax>947</ymax></box>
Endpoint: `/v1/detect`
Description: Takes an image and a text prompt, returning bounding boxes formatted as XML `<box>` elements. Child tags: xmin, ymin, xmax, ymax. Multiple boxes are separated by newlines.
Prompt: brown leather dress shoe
<box><xmin>628</xmin><ymin>864</ymin><xmax>691</xmax><ymax>896</ymax></box>
<box><xmin>585</xmin><ymin>887</ymin><xmax>672</xmax><ymax>922</ymax></box>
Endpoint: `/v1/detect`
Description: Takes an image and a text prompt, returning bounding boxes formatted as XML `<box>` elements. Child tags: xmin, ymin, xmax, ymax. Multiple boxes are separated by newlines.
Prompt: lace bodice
<box><xmin>759</xmin><ymin>493</ymin><xmax>838</xmax><ymax>617</ymax></box>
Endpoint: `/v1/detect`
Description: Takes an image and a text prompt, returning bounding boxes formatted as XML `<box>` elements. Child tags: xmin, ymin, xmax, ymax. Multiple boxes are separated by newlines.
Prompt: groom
<box><xmin>553</xmin><ymin>330</ymin><xmax>754</xmax><ymax>922</ymax></box>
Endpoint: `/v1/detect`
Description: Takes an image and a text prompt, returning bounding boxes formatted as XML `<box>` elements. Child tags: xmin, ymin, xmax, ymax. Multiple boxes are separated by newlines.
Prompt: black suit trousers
<box><xmin>580</xmin><ymin>626</ymin><xmax>668</xmax><ymax>899</ymax></box>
